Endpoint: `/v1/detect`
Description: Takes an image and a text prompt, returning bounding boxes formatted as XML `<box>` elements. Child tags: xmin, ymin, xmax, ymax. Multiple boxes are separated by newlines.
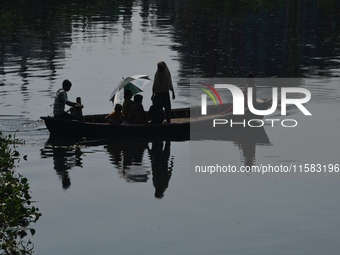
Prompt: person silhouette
<box><xmin>53</xmin><ymin>79</ymin><xmax>83</xmax><ymax>120</ymax></box>
<box><xmin>151</xmin><ymin>61</ymin><xmax>175</xmax><ymax>123</ymax></box>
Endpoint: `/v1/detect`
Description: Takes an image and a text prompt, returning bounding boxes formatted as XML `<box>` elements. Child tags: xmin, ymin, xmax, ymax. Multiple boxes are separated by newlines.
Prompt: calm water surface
<box><xmin>1</xmin><ymin>1</ymin><xmax>340</xmax><ymax>254</ymax></box>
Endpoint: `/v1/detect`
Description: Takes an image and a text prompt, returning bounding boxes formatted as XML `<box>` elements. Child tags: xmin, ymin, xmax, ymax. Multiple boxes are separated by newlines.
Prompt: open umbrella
<box><xmin>109</xmin><ymin>75</ymin><xmax>152</xmax><ymax>104</ymax></box>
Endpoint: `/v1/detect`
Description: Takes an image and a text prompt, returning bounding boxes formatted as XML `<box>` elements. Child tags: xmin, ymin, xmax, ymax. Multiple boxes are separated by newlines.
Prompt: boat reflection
<box><xmin>41</xmin><ymin>126</ymin><xmax>270</xmax><ymax>192</ymax></box>
<box><xmin>105</xmin><ymin>139</ymin><xmax>174</xmax><ymax>198</ymax></box>
<box><xmin>106</xmin><ymin>141</ymin><xmax>150</xmax><ymax>182</ymax></box>
<box><xmin>235</xmin><ymin>141</ymin><xmax>257</xmax><ymax>169</ymax></box>
<box><xmin>40</xmin><ymin>135</ymin><xmax>180</xmax><ymax>193</ymax></box>
<box><xmin>193</xmin><ymin>125</ymin><xmax>271</xmax><ymax>172</ymax></box>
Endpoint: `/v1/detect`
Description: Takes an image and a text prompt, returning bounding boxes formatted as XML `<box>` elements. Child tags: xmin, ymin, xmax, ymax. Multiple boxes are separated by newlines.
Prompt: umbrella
<box><xmin>109</xmin><ymin>75</ymin><xmax>152</xmax><ymax>104</ymax></box>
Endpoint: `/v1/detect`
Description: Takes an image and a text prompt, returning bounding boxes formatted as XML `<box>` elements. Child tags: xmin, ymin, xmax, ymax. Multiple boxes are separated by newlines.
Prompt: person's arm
<box><xmin>168</xmin><ymin>75</ymin><xmax>175</xmax><ymax>100</ymax></box>
<box><xmin>66</xmin><ymin>100</ymin><xmax>83</xmax><ymax>108</ymax></box>
<box><xmin>151</xmin><ymin>87</ymin><xmax>155</xmax><ymax>100</ymax></box>
<box><xmin>171</xmin><ymin>88</ymin><xmax>175</xmax><ymax>100</ymax></box>
<box><xmin>151</xmin><ymin>74</ymin><xmax>157</xmax><ymax>100</ymax></box>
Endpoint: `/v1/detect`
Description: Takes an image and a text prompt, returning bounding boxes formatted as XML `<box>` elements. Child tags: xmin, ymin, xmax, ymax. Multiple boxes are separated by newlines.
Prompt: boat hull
<box><xmin>41</xmin><ymin>101</ymin><xmax>272</xmax><ymax>139</ymax></box>
<box><xmin>41</xmin><ymin>116</ymin><xmax>190</xmax><ymax>137</ymax></box>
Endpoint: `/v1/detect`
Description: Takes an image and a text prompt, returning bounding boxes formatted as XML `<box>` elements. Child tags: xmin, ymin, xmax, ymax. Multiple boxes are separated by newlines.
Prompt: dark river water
<box><xmin>1</xmin><ymin>1</ymin><xmax>340</xmax><ymax>254</ymax></box>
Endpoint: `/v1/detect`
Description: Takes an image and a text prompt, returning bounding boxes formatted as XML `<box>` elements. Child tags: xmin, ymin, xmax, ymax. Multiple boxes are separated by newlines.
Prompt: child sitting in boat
<box><xmin>127</xmin><ymin>94</ymin><xmax>148</xmax><ymax>124</ymax></box>
<box><xmin>148</xmin><ymin>95</ymin><xmax>164</xmax><ymax>124</ymax></box>
<box><xmin>105</xmin><ymin>104</ymin><xmax>123</xmax><ymax>125</ymax></box>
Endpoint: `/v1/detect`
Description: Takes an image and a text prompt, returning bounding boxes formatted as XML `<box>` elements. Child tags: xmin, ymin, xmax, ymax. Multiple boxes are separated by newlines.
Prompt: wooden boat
<box><xmin>40</xmin><ymin>99</ymin><xmax>272</xmax><ymax>138</ymax></box>
<box><xmin>44</xmin><ymin>124</ymin><xmax>270</xmax><ymax>146</ymax></box>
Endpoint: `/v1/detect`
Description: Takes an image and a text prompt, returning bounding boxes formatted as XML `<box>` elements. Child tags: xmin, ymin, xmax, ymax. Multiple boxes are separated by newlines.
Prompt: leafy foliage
<box><xmin>0</xmin><ymin>132</ymin><xmax>41</xmax><ymax>255</ymax></box>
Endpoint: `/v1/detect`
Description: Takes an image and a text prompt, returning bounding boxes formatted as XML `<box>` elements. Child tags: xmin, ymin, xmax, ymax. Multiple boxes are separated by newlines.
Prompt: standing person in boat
<box><xmin>122</xmin><ymin>89</ymin><xmax>133</xmax><ymax>118</ymax></box>
<box><xmin>53</xmin><ymin>79</ymin><xmax>83</xmax><ymax>119</ymax></box>
<box><xmin>151</xmin><ymin>61</ymin><xmax>175</xmax><ymax>123</ymax></box>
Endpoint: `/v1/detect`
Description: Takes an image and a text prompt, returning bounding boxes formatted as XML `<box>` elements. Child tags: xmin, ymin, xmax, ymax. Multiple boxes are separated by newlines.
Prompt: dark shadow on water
<box><xmin>106</xmin><ymin>140</ymin><xmax>150</xmax><ymax>182</ymax></box>
<box><xmin>148</xmin><ymin>140</ymin><xmax>174</xmax><ymax>199</ymax></box>
<box><xmin>40</xmin><ymin>135</ymin><xmax>184</xmax><ymax>191</ymax></box>
<box><xmin>105</xmin><ymin>138</ymin><xmax>174</xmax><ymax>198</ymax></box>
<box><xmin>235</xmin><ymin>141</ymin><xmax>256</xmax><ymax>169</ymax></box>
<box><xmin>2</xmin><ymin>0</ymin><xmax>340</xmax><ymax>93</ymax></box>
<box><xmin>40</xmin><ymin>145</ymin><xmax>83</xmax><ymax>190</ymax></box>
<box><xmin>40</xmin><ymin>126</ymin><xmax>271</xmax><ymax>191</ymax></box>
<box><xmin>192</xmin><ymin>125</ymin><xmax>271</xmax><ymax>173</ymax></box>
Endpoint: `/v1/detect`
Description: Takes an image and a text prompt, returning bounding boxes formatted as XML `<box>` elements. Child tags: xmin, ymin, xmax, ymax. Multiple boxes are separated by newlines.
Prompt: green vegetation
<box><xmin>0</xmin><ymin>132</ymin><xmax>41</xmax><ymax>255</ymax></box>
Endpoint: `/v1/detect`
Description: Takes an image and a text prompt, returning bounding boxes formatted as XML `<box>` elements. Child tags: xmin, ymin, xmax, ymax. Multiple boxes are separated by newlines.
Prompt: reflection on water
<box><xmin>106</xmin><ymin>139</ymin><xmax>174</xmax><ymax>198</ymax></box>
<box><xmin>106</xmin><ymin>141</ymin><xmax>150</xmax><ymax>182</ymax></box>
<box><xmin>148</xmin><ymin>140</ymin><xmax>174</xmax><ymax>199</ymax></box>
<box><xmin>3</xmin><ymin>1</ymin><xmax>340</xmax><ymax>254</ymax></box>
<box><xmin>2</xmin><ymin>0</ymin><xmax>340</xmax><ymax>122</ymax></box>
<box><xmin>191</xmin><ymin>125</ymin><xmax>272</xmax><ymax>176</ymax></box>
<box><xmin>40</xmin><ymin>137</ymin><xmax>177</xmax><ymax>196</ymax></box>
<box><xmin>41</xmin><ymin>145</ymin><xmax>83</xmax><ymax>189</ymax></box>
<box><xmin>40</xmin><ymin>126</ymin><xmax>270</xmax><ymax>191</ymax></box>
<box><xmin>235</xmin><ymin>141</ymin><xmax>257</xmax><ymax>168</ymax></box>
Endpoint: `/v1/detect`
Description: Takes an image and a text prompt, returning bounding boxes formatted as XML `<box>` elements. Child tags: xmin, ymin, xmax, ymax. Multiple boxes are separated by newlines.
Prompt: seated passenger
<box><xmin>105</xmin><ymin>104</ymin><xmax>123</xmax><ymax>125</ymax></box>
<box><xmin>122</xmin><ymin>89</ymin><xmax>133</xmax><ymax>118</ymax></box>
<box><xmin>128</xmin><ymin>94</ymin><xmax>147</xmax><ymax>124</ymax></box>
<box><xmin>148</xmin><ymin>95</ymin><xmax>164</xmax><ymax>124</ymax></box>
<box><xmin>53</xmin><ymin>79</ymin><xmax>83</xmax><ymax>120</ymax></box>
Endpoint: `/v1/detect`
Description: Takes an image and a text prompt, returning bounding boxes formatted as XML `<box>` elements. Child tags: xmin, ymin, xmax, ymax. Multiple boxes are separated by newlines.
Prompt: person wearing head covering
<box><xmin>151</xmin><ymin>61</ymin><xmax>175</xmax><ymax>123</ymax></box>
<box><xmin>148</xmin><ymin>95</ymin><xmax>164</xmax><ymax>124</ymax></box>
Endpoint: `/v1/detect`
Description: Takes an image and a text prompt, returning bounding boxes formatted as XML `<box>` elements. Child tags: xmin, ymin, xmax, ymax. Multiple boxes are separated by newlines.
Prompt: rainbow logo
<box><xmin>200</xmin><ymin>83</ymin><xmax>223</xmax><ymax>105</ymax></box>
